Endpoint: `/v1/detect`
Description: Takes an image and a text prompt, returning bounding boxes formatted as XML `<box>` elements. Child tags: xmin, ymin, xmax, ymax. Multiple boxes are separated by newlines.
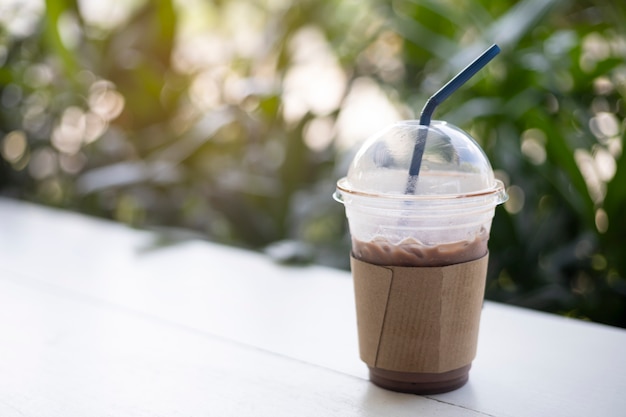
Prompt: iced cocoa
<box><xmin>335</xmin><ymin>119</ymin><xmax>507</xmax><ymax>395</ymax></box>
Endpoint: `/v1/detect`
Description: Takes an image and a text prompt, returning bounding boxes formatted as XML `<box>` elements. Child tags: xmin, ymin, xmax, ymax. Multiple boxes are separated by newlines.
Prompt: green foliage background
<box><xmin>1</xmin><ymin>0</ymin><xmax>625</xmax><ymax>326</ymax></box>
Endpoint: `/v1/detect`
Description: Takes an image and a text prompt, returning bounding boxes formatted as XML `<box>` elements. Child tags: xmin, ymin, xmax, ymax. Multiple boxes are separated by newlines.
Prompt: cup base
<box><xmin>368</xmin><ymin>364</ymin><xmax>471</xmax><ymax>395</ymax></box>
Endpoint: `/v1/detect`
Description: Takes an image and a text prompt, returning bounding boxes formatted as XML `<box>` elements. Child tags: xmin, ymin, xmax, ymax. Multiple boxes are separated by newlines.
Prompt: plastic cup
<box><xmin>334</xmin><ymin>120</ymin><xmax>507</xmax><ymax>394</ymax></box>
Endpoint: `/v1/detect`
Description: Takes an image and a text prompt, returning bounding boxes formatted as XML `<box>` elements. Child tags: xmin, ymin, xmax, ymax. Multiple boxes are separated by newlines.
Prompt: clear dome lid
<box><xmin>337</xmin><ymin>120</ymin><xmax>506</xmax><ymax>201</ymax></box>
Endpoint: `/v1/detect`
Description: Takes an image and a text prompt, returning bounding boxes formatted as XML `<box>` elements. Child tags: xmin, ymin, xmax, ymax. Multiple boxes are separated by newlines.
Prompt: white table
<box><xmin>0</xmin><ymin>197</ymin><xmax>624</xmax><ymax>416</ymax></box>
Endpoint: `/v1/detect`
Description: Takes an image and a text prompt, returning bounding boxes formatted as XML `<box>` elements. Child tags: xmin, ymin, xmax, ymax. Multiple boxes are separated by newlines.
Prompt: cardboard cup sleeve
<box><xmin>350</xmin><ymin>254</ymin><xmax>489</xmax><ymax>374</ymax></box>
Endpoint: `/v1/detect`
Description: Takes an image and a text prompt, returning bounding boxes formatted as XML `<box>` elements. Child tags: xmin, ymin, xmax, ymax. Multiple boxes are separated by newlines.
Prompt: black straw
<box><xmin>405</xmin><ymin>44</ymin><xmax>500</xmax><ymax>194</ymax></box>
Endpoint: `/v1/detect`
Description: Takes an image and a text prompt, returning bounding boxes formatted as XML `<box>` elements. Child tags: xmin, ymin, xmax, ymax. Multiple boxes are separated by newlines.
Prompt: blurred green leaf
<box><xmin>1</xmin><ymin>0</ymin><xmax>626</xmax><ymax>327</ymax></box>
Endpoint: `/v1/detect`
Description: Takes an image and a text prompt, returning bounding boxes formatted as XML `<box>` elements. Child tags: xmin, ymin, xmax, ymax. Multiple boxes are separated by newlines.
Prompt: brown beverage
<box><xmin>350</xmin><ymin>229</ymin><xmax>490</xmax><ymax>394</ymax></box>
<box><xmin>335</xmin><ymin>120</ymin><xmax>507</xmax><ymax>395</ymax></box>
<box><xmin>352</xmin><ymin>227</ymin><xmax>489</xmax><ymax>267</ymax></box>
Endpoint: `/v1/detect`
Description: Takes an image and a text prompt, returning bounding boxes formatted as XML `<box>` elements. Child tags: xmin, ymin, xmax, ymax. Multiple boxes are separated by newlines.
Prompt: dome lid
<box><xmin>337</xmin><ymin>120</ymin><xmax>505</xmax><ymax>201</ymax></box>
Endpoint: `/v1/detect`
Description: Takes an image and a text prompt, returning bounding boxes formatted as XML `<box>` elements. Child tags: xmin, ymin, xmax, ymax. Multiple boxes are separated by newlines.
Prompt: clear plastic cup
<box><xmin>334</xmin><ymin>120</ymin><xmax>507</xmax><ymax>394</ymax></box>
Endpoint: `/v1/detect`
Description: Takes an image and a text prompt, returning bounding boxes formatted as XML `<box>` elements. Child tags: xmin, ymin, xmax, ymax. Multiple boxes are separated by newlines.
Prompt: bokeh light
<box><xmin>1</xmin><ymin>0</ymin><xmax>626</xmax><ymax>327</ymax></box>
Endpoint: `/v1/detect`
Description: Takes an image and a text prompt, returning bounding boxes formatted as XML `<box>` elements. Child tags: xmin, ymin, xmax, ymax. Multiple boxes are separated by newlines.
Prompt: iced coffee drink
<box><xmin>335</xmin><ymin>120</ymin><xmax>507</xmax><ymax>394</ymax></box>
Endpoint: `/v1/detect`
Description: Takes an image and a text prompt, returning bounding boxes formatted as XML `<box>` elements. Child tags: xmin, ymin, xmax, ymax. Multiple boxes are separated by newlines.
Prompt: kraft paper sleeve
<box><xmin>350</xmin><ymin>254</ymin><xmax>488</xmax><ymax>374</ymax></box>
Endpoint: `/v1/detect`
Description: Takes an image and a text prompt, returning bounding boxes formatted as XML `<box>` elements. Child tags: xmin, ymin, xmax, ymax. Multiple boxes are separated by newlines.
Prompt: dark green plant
<box><xmin>376</xmin><ymin>0</ymin><xmax>626</xmax><ymax>325</ymax></box>
<box><xmin>1</xmin><ymin>0</ymin><xmax>625</xmax><ymax>326</ymax></box>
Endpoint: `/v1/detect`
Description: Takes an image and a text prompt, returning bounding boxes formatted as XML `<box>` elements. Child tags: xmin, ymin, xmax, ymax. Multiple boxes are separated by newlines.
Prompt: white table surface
<box><xmin>0</xmin><ymin>197</ymin><xmax>624</xmax><ymax>417</ymax></box>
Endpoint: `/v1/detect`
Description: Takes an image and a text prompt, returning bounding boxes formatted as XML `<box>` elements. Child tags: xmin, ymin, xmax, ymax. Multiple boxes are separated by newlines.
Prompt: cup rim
<box><xmin>334</xmin><ymin>177</ymin><xmax>508</xmax><ymax>204</ymax></box>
